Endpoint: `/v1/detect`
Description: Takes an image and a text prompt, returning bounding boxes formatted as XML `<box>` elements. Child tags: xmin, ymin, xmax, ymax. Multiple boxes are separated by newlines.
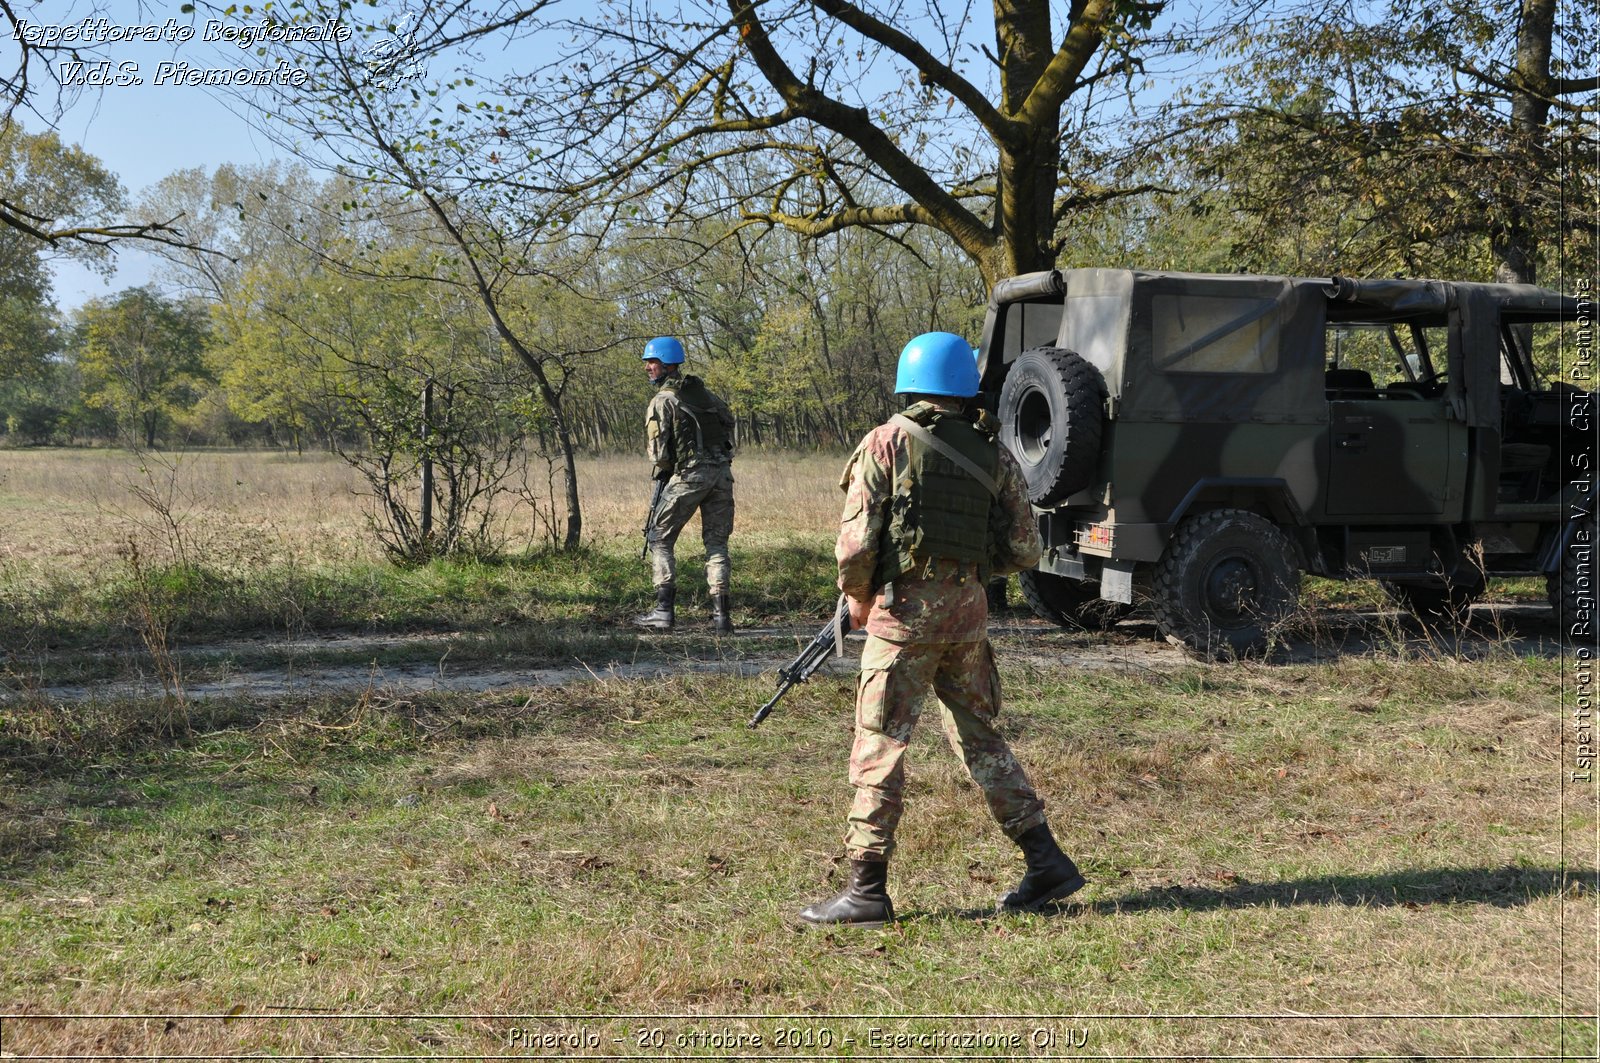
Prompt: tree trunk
<box><xmin>993</xmin><ymin>0</ymin><xmax>1060</xmax><ymax>286</ymax></box>
<box><xmin>519</xmin><ymin>359</ymin><xmax>582</xmax><ymax>549</ymax></box>
<box><xmin>1493</xmin><ymin>0</ymin><xmax>1557</xmax><ymax>285</ymax></box>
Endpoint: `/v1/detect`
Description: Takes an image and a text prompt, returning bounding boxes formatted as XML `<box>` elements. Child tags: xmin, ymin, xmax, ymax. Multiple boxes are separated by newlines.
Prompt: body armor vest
<box><xmin>661</xmin><ymin>375</ymin><xmax>732</xmax><ymax>470</ymax></box>
<box><xmin>876</xmin><ymin>404</ymin><xmax>1001</xmax><ymax>585</ymax></box>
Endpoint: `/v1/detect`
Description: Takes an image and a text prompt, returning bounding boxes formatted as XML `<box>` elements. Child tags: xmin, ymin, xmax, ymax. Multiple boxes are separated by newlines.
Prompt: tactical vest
<box><xmin>876</xmin><ymin>403</ymin><xmax>1002</xmax><ymax>585</ymax></box>
<box><xmin>661</xmin><ymin>375</ymin><xmax>732</xmax><ymax>470</ymax></box>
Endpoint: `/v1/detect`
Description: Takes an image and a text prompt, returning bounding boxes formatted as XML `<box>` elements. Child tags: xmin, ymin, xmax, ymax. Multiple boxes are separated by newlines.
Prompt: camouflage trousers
<box><xmin>845</xmin><ymin>634</ymin><xmax>1046</xmax><ymax>860</ymax></box>
<box><xmin>646</xmin><ymin>463</ymin><xmax>734</xmax><ymax>594</ymax></box>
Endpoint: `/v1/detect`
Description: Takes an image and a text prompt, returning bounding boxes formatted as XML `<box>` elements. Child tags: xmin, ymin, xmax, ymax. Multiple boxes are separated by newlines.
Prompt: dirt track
<box><xmin>1</xmin><ymin>602</ymin><xmax>1571</xmax><ymax>704</ymax></box>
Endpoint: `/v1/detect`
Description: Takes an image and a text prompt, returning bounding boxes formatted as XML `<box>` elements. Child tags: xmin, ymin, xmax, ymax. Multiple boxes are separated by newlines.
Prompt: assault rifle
<box><xmin>640</xmin><ymin>476</ymin><xmax>667</xmax><ymax>559</ymax></box>
<box><xmin>748</xmin><ymin>596</ymin><xmax>854</xmax><ymax>729</ymax></box>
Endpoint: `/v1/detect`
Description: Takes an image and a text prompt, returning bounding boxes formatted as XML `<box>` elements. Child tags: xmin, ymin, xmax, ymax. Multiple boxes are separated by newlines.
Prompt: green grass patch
<box><xmin>1</xmin><ymin>651</ymin><xmax>1592</xmax><ymax>1058</ymax></box>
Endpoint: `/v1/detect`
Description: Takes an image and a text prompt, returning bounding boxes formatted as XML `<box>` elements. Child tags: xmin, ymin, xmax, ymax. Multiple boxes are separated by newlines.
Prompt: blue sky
<box><xmin>23</xmin><ymin>1</ymin><xmax>321</xmax><ymax>307</ymax></box>
<box><xmin>26</xmin><ymin>0</ymin><xmax>1210</xmax><ymax>310</ymax></box>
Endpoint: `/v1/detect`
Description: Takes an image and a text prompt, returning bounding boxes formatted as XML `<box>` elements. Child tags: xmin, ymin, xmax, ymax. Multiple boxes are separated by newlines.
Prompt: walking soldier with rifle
<box><xmin>797</xmin><ymin>332</ymin><xmax>1087</xmax><ymax>928</ymax></box>
<box><xmin>634</xmin><ymin>336</ymin><xmax>737</xmax><ymax>634</ymax></box>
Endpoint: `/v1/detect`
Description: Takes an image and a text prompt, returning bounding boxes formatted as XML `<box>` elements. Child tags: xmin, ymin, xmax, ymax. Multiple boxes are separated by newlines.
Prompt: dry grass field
<box><xmin>0</xmin><ymin>445</ymin><xmax>1596</xmax><ymax>1060</ymax></box>
<box><xmin>0</xmin><ymin>446</ymin><xmax>848</xmax><ymax>575</ymax></box>
<box><xmin>0</xmin><ymin>446</ymin><xmax>854</xmax><ymax>670</ymax></box>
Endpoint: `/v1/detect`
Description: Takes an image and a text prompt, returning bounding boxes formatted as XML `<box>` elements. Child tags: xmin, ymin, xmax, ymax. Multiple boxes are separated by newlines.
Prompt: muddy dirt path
<box><xmin>3</xmin><ymin>621</ymin><xmax>1191</xmax><ymax>703</ymax></box>
<box><xmin>1</xmin><ymin>605</ymin><xmax>1567</xmax><ymax>704</ymax></box>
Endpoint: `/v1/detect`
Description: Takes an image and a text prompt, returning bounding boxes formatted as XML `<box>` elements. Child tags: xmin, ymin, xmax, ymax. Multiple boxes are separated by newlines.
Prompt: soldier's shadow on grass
<box><xmin>910</xmin><ymin>865</ymin><xmax>1594</xmax><ymax>923</ymax></box>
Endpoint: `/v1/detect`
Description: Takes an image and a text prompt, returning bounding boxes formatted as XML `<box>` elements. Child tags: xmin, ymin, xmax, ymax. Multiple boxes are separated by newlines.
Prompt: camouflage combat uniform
<box><xmin>645</xmin><ymin>374</ymin><xmax>736</xmax><ymax>594</ymax></box>
<box><xmin>835</xmin><ymin>400</ymin><xmax>1045</xmax><ymax>860</ymax></box>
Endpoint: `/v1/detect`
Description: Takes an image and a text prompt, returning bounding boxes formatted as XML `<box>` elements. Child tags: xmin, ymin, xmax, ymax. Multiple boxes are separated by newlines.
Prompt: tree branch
<box><xmin>727</xmin><ymin>0</ymin><xmax>994</xmax><ymax>261</ymax></box>
<box><xmin>1457</xmin><ymin>61</ymin><xmax>1599</xmax><ymax>113</ymax></box>
<box><xmin>805</xmin><ymin>0</ymin><xmax>1011</xmax><ymax>140</ymax></box>
<box><xmin>1051</xmin><ymin>181</ymin><xmax>1172</xmax><ymax>228</ymax></box>
<box><xmin>745</xmin><ymin>200</ymin><xmax>934</xmax><ymax>238</ymax></box>
<box><xmin>0</xmin><ymin>196</ymin><xmax>227</xmax><ymax>257</ymax></box>
<box><xmin>1017</xmin><ymin>0</ymin><xmax>1119</xmax><ymax>128</ymax></box>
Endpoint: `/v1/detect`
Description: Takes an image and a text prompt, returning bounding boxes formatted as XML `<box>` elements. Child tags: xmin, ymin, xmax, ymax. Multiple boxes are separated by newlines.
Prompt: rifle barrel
<box><xmin>745</xmin><ymin>598</ymin><xmax>853</xmax><ymax>729</ymax></box>
<box><xmin>747</xmin><ymin>686</ymin><xmax>788</xmax><ymax>729</ymax></box>
<box><xmin>641</xmin><ymin>478</ymin><xmax>666</xmax><ymax>559</ymax></box>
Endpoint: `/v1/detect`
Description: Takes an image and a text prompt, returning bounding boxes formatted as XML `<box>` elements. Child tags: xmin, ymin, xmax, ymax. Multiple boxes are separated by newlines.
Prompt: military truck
<box><xmin>977</xmin><ymin>268</ymin><xmax>1594</xmax><ymax>656</ymax></box>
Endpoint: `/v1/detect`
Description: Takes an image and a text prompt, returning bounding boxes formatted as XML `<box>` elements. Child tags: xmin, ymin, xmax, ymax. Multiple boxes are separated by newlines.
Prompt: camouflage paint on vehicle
<box><xmin>978</xmin><ymin>267</ymin><xmax>1592</xmax><ymax>648</ymax></box>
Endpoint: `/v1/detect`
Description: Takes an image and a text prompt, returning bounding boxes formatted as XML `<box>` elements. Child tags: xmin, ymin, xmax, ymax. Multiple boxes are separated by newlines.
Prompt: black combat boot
<box><xmin>998</xmin><ymin>823</ymin><xmax>1085</xmax><ymax>912</ymax></box>
<box><xmin>632</xmin><ymin>585</ymin><xmax>675</xmax><ymax>631</ymax></box>
<box><xmin>798</xmin><ymin>859</ymin><xmax>894</xmax><ymax>929</ymax></box>
<box><xmin>711</xmin><ymin>592</ymin><xmax>734</xmax><ymax>635</ymax></box>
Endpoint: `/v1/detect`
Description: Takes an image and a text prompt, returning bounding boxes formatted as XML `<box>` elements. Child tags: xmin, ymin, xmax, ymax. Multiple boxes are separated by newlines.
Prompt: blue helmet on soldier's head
<box><xmin>894</xmin><ymin>332</ymin><xmax>979</xmax><ymax>398</ymax></box>
<box><xmin>643</xmin><ymin>336</ymin><xmax>686</xmax><ymax>364</ymax></box>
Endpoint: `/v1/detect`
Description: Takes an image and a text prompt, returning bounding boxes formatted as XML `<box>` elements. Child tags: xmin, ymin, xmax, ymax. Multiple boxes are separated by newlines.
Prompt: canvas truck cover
<box><xmin>983</xmin><ymin>270</ymin><xmax>1579</xmax><ymax>430</ymax></box>
<box><xmin>982</xmin><ymin>269</ymin><xmax>1326</xmax><ymax>425</ymax></box>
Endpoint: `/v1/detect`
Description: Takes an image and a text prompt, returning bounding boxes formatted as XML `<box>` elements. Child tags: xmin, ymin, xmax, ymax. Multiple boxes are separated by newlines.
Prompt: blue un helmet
<box><xmin>894</xmin><ymin>332</ymin><xmax>979</xmax><ymax>398</ymax></box>
<box><xmin>643</xmin><ymin>336</ymin><xmax>686</xmax><ymax>364</ymax></box>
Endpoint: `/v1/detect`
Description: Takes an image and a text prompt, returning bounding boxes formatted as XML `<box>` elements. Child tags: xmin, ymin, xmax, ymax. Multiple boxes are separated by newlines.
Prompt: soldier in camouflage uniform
<box><xmin>799</xmin><ymin>332</ymin><xmax>1086</xmax><ymax>928</ymax></box>
<box><xmin>633</xmin><ymin>336</ymin><xmax>737</xmax><ymax>634</ymax></box>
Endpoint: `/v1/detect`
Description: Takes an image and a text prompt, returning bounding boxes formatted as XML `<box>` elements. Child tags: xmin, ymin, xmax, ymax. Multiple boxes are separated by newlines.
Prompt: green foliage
<box><xmin>0</xmin><ymin>122</ymin><xmax>128</xmax><ymax>441</ymax></box>
<box><xmin>0</xmin><ymin>292</ymin><xmax>56</xmax><ymax>385</ymax></box>
<box><xmin>607</xmin><ymin>220</ymin><xmax>986</xmax><ymax>449</ymax></box>
<box><xmin>0</xmin><ymin>120</ymin><xmax>126</xmax><ymax>284</ymax></box>
<box><xmin>213</xmin><ymin>243</ymin><xmax>550</xmax><ymax>559</ymax></box>
<box><xmin>1177</xmin><ymin>0</ymin><xmax>1595</xmax><ymax>283</ymax></box>
<box><xmin>1058</xmin><ymin>187</ymin><xmax>1244</xmax><ymax>274</ymax></box>
<box><xmin>70</xmin><ymin>287</ymin><xmax>212</xmax><ymax>449</ymax></box>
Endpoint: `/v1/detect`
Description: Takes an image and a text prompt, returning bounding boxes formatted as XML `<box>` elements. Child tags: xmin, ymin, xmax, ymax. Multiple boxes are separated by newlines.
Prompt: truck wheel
<box><xmin>1152</xmin><ymin>508</ymin><xmax>1301</xmax><ymax>658</ymax></box>
<box><xmin>1018</xmin><ymin>568</ymin><xmax>1132</xmax><ymax>631</ymax></box>
<box><xmin>996</xmin><ymin>347</ymin><xmax>1106</xmax><ymax>506</ymax></box>
<box><xmin>1548</xmin><ymin>514</ymin><xmax>1598</xmax><ymax>650</ymax></box>
<box><xmin>1380</xmin><ymin>577</ymin><xmax>1483</xmax><ymax>628</ymax></box>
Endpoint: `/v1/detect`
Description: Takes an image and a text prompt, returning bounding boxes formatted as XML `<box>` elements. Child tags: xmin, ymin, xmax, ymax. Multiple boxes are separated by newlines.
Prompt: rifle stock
<box><xmin>748</xmin><ymin>597</ymin><xmax>853</xmax><ymax>728</ymax></box>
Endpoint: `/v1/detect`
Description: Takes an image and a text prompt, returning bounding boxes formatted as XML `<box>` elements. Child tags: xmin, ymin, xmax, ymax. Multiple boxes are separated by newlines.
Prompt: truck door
<box><xmin>1325</xmin><ymin>398</ymin><xmax>1456</xmax><ymax>515</ymax></box>
<box><xmin>1323</xmin><ymin>323</ymin><xmax>1462</xmax><ymax>518</ymax></box>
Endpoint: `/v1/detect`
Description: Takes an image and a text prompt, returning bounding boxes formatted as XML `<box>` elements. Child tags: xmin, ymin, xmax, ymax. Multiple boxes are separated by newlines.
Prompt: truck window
<box><xmin>996</xmin><ymin>301</ymin><xmax>1064</xmax><ymax>364</ymax></box>
<box><xmin>1505</xmin><ymin>317</ymin><xmax>1580</xmax><ymax>385</ymax></box>
<box><xmin>1152</xmin><ymin>293</ymin><xmax>1278</xmax><ymax>374</ymax></box>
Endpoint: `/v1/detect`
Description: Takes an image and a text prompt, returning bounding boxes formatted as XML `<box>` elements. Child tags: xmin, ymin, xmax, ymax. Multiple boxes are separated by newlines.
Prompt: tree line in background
<box><xmin>0</xmin><ymin>0</ymin><xmax>1591</xmax><ymax>557</ymax></box>
<box><xmin>0</xmin><ymin>159</ymin><xmax>987</xmax><ymax>455</ymax></box>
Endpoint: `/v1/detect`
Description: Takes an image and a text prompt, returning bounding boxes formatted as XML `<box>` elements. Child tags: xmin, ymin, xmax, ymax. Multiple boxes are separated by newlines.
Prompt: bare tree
<box><xmin>250</xmin><ymin>0</ymin><xmax>1182</xmax><ymax>291</ymax></box>
<box><xmin>226</xmin><ymin>3</ymin><xmax>613</xmax><ymax>549</ymax></box>
<box><xmin>0</xmin><ymin>2</ymin><xmax>218</xmax><ymax>256</ymax></box>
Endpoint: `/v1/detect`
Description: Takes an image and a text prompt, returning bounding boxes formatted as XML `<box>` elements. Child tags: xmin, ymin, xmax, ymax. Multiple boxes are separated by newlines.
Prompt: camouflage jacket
<box><xmin>836</xmin><ymin>403</ymin><xmax>1042</xmax><ymax>643</ymax></box>
<box><xmin>645</xmin><ymin>374</ymin><xmax>735</xmax><ymax>480</ymax></box>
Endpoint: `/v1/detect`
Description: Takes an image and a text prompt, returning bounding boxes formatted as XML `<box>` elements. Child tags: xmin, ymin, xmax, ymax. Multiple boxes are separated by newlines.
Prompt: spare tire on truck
<box><xmin>996</xmin><ymin>347</ymin><xmax>1106</xmax><ymax>506</ymax></box>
